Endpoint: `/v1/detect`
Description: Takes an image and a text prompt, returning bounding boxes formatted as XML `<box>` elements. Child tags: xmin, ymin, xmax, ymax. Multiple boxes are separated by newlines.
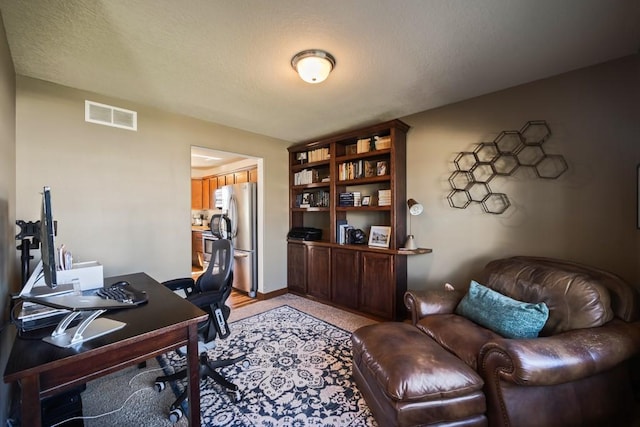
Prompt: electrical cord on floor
<box><xmin>49</xmin><ymin>366</ymin><xmax>168</xmax><ymax>427</ymax></box>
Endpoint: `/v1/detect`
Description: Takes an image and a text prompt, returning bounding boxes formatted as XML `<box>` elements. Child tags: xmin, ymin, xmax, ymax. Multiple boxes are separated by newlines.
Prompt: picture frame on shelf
<box><xmin>376</xmin><ymin>160</ymin><xmax>388</xmax><ymax>176</ymax></box>
<box><xmin>296</xmin><ymin>152</ymin><xmax>307</xmax><ymax>164</ymax></box>
<box><xmin>368</xmin><ymin>226</ymin><xmax>391</xmax><ymax>248</ymax></box>
<box><xmin>361</xmin><ymin>196</ymin><xmax>371</xmax><ymax>206</ymax></box>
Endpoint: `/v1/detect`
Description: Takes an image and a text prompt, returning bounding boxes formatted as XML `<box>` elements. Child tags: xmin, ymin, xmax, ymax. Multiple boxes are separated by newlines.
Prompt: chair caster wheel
<box><xmin>169</xmin><ymin>407</ymin><xmax>183</xmax><ymax>423</ymax></box>
<box><xmin>227</xmin><ymin>390</ymin><xmax>241</xmax><ymax>402</ymax></box>
<box><xmin>154</xmin><ymin>381</ymin><xmax>166</xmax><ymax>392</ymax></box>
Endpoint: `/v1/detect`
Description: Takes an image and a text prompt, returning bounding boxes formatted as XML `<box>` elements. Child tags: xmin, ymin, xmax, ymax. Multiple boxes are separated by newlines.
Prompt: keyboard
<box><xmin>95</xmin><ymin>281</ymin><xmax>148</xmax><ymax>305</ymax></box>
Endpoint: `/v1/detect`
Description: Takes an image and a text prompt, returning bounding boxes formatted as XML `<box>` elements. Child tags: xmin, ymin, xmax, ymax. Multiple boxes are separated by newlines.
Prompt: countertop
<box><xmin>191</xmin><ymin>225</ymin><xmax>210</xmax><ymax>232</ymax></box>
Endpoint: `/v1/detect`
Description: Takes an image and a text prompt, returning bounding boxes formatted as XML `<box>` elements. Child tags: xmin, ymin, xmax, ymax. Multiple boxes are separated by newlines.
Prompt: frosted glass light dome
<box><xmin>291</xmin><ymin>50</ymin><xmax>336</xmax><ymax>84</ymax></box>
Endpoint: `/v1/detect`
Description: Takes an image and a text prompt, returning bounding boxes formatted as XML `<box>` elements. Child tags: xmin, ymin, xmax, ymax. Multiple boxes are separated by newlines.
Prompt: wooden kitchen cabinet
<box><xmin>191</xmin><ymin>179</ymin><xmax>203</xmax><ymax>210</ymax></box>
<box><xmin>234</xmin><ymin>171</ymin><xmax>248</xmax><ymax>183</ymax></box>
<box><xmin>306</xmin><ymin>245</ymin><xmax>331</xmax><ymax>300</ymax></box>
<box><xmin>202</xmin><ymin>179</ymin><xmax>210</xmax><ymax>210</ymax></box>
<box><xmin>192</xmin><ymin>230</ymin><xmax>203</xmax><ymax>267</ymax></box>
<box><xmin>249</xmin><ymin>167</ymin><xmax>258</xmax><ymax>183</ymax></box>
<box><xmin>223</xmin><ymin>173</ymin><xmax>234</xmax><ymax>186</ymax></box>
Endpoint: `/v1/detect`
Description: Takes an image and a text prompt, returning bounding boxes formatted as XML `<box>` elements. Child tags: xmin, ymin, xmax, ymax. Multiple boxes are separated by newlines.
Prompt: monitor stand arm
<box><xmin>44</xmin><ymin>309</ymin><xmax>126</xmax><ymax>348</ymax></box>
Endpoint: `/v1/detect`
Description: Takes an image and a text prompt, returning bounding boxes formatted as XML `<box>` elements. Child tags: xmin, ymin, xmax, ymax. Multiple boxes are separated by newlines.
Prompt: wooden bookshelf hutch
<box><xmin>287</xmin><ymin>119</ymin><xmax>431</xmax><ymax>320</ymax></box>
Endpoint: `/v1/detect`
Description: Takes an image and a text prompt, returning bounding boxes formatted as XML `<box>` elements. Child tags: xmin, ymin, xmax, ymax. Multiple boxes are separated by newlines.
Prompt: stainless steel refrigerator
<box><xmin>220</xmin><ymin>182</ymin><xmax>257</xmax><ymax>298</ymax></box>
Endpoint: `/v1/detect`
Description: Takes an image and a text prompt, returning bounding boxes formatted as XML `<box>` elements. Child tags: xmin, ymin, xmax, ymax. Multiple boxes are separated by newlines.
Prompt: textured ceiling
<box><xmin>1</xmin><ymin>0</ymin><xmax>639</xmax><ymax>143</ymax></box>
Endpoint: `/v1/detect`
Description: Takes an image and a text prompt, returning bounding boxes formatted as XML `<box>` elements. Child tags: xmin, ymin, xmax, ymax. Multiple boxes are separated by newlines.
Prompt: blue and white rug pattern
<box><xmin>157</xmin><ymin>305</ymin><xmax>375</xmax><ymax>426</ymax></box>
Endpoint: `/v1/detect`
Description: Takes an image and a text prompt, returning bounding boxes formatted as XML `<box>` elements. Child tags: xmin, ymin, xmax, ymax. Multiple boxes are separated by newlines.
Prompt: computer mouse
<box><xmin>111</xmin><ymin>280</ymin><xmax>130</xmax><ymax>287</ymax></box>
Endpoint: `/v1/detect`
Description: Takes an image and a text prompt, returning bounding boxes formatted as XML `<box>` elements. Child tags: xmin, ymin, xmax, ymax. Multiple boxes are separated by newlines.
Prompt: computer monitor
<box><xmin>40</xmin><ymin>186</ymin><xmax>58</xmax><ymax>288</ymax></box>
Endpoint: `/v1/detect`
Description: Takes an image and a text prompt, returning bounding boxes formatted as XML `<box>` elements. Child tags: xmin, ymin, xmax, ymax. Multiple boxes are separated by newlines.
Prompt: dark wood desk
<box><xmin>4</xmin><ymin>272</ymin><xmax>208</xmax><ymax>426</ymax></box>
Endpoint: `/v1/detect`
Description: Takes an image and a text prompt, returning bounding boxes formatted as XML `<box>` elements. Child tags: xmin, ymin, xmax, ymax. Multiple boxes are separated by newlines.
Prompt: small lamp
<box><xmin>404</xmin><ymin>198</ymin><xmax>424</xmax><ymax>250</ymax></box>
<box><xmin>291</xmin><ymin>50</ymin><xmax>336</xmax><ymax>84</ymax></box>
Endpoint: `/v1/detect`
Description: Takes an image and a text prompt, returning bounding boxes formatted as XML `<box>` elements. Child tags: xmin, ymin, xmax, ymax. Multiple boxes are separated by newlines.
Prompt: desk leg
<box><xmin>21</xmin><ymin>375</ymin><xmax>42</xmax><ymax>426</ymax></box>
<box><xmin>186</xmin><ymin>322</ymin><xmax>200</xmax><ymax>426</ymax></box>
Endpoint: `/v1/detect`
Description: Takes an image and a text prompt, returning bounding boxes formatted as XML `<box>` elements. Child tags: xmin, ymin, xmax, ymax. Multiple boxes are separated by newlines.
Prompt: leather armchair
<box><xmin>404</xmin><ymin>256</ymin><xmax>640</xmax><ymax>427</ymax></box>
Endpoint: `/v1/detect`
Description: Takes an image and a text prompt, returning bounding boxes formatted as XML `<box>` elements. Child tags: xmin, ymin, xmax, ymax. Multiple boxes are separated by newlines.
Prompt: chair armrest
<box><xmin>404</xmin><ymin>290</ymin><xmax>465</xmax><ymax>325</ymax></box>
<box><xmin>162</xmin><ymin>278</ymin><xmax>196</xmax><ymax>293</ymax></box>
<box><xmin>479</xmin><ymin>319</ymin><xmax>640</xmax><ymax>386</ymax></box>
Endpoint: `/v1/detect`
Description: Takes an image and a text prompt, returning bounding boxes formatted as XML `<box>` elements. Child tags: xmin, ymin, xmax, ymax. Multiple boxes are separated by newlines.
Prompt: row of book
<box><xmin>296</xmin><ymin>191</ymin><xmax>330</xmax><ymax>208</ymax></box>
<box><xmin>305</xmin><ymin>147</ymin><xmax>330</xmax><ymax>163</ymax></box>
<box><xmin>293</xmin><ymin>169</ymin><xmax>320</xmax><ymax>185</ymax></box>
<box><xmin>338</xmin><ymin>160</ymin><xmax>388</xmax><ymax>181</ymax></box>
<box><xmin>338</xmin><ymin>191</ymin><xmax>362</xmax><ymax>207</ymax></box>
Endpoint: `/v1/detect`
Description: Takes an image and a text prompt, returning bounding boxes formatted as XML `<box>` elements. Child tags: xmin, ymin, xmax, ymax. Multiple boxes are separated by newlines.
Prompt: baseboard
<box><xmin>256</xmin><ymin>288</ymin><xmax>288</xmax><ymax>300</ymax></box>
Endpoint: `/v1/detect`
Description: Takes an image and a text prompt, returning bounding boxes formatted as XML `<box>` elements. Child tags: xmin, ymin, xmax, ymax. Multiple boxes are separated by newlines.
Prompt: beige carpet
<box><xmin>78</xmin><ymin>294</ymin><xmax>377</xmax><ymax>427</ymax></box>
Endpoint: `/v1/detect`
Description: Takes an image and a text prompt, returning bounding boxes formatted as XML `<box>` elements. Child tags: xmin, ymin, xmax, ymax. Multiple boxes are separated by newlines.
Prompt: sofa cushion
<box><xmin>351</xmin><ymin>323</ymin><xmax>484</xmax><ymax>401</ymax></box>
<box><xmin>476</xmin><ymin>258</ymin><xmax>614</xmax><ymax>335</ymax></box>
<box><xmin>416</xmin><ymin>313</ymin><xmax>501</xmax><ymax>370</ymax></box>
<box><xmin>455</xmin><ymin>280</ymin><xmax>549</xmax><ymax>339</ymax></box>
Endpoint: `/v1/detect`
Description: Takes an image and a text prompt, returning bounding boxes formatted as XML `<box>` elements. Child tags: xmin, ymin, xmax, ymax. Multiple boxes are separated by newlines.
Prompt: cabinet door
<box><xmin>191</xmin><ymin>179</ymin><xmax>203</xmax><ymax>210</ymax></box>
<box><xmin>249</xmin><ymin>167</ymin><xmax>258</xmax><ymax>183</ymax></box>
<box><xmin>287</xmin><ymin>243</ymin><xmax>307</xmax><ymax>293</ymax></box>
<box><xmin>234</xmin><ymin>171</ymin><xmax>248</xmax><ymax>183</ymax></box>
<box><xmin>202</xmin><ymin>179</ymin><xmax>210</xmax><ymax>210</ymax></box>
<box><xmin>224</xmin><ymin>173</ymin><xmax>235</xmax><ymax>186</ymax></box>
<box><xmin>307</xmin><ymin>246</ymin><xmax>331</xmax><ymax>300</ymax></box>
<box><xmin>360</xmin><ymin>252</ymin><xmax>394</xmax><ymax>319</ymax></box>
<box><xmin>331</xmin><ymin>248</ymin><xmax>359</xmax><ymax>309</ymax></box>
<box><xmin>192</xmin><ymin>231</ymin><xmax>203</xmax><ymax>267</ymax></box>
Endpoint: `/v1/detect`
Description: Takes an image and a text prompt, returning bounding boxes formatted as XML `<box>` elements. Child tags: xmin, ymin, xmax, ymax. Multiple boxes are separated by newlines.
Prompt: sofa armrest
<box><xmin>404</xmin><ymin>290</ymin><xmax>465</xmax><ymax>325</ymax></box>
<box><xmin>479</xmin><ymin>319</ymin><xmax>640</xmax><ymax>386</ymax></box>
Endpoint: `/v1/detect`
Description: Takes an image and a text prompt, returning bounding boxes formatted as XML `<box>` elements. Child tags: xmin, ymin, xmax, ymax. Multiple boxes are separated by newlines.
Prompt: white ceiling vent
<box><xmin>85</xmin><ymin>100</ymin><xmax>137</xmax><ymax>131</ymax></box>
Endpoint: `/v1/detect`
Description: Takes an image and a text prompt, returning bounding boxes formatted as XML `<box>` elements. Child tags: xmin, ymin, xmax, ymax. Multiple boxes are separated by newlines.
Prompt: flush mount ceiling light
<box><xmin>291</xmin><ymin>49</ymin><xmax>336</xmax><ymax>84</ymax></box>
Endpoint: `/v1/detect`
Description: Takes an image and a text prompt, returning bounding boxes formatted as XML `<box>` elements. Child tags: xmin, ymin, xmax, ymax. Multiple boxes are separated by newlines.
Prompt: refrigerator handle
<box><xmin>229</xmin><ymin>194</ymin><xmax>238</xmax><ymax>238</ymax></box>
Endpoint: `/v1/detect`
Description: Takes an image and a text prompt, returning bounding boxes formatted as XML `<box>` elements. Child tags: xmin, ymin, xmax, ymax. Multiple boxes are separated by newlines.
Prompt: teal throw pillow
<box><xmin>455</xmin><ymin>280</ymin><xmax>549</xmax><ymax>339</ymax></box>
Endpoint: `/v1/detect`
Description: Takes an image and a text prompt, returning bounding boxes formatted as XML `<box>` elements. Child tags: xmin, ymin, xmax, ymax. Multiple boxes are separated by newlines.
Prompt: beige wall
<box><xmin>15</xmin><ymin>77</ymin><xmax>289</xmax><ymax>293</ymax></box>
<box><xmin>402</xmin><ymin>55</ymin><xmax>640</xmax><ymax>290</ymax></box>
<box><xmin>0</xmin><ymin>11</ymin><xmax>16</xmax><ymax>426</ymax></box>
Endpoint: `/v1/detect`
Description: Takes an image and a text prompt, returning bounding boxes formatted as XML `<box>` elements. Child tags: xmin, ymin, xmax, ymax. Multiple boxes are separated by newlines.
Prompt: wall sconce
<box><xmin>291</xmin><ymin>49</ymin><xmax>336</xmax><ymax>84</ymax></box>
<box><xmin>404</xmin><ymin>198</ymin><xmax>424</xmax><ymax>250</ymax></box>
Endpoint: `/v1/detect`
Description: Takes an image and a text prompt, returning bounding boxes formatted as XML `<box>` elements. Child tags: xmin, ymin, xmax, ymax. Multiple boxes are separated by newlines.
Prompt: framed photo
<box><xmin>368</xmin><ymin>226</ymin><xmax>391</xmax><ymax>248</ymax></box>
<box><xmin>361</xmin><ymin>196</ymin><xmax>371</xmax><ymax>206</ymax></box>
<box><xmin>296</xmin><ymin>152</ymin><xmax>307</xmax><ymax>164</ymax></box>
<box><xmin>376</xmin><ymin>160</ymin><xmax>388</xmax><ymax>176</ymax></box>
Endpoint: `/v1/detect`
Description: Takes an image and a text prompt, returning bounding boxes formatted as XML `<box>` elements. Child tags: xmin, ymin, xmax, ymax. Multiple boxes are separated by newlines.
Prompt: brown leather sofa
<box><xmin>352</xmin><ymin>256</ymin><xmax>640</xmax><ymax>427</ymax></box>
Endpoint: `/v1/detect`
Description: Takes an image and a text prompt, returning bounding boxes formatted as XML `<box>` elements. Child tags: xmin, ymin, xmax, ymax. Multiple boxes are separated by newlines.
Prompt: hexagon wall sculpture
<box><xmin>447</xmin><ymin>120</ymin><xmax>568</xmax><ymax>214</ymax></box>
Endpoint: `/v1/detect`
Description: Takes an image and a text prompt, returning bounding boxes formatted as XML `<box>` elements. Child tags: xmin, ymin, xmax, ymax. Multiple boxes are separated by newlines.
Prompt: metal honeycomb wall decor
<box><xmin>447</xmin><ymin>120</ymin><xmax>568</xmax><ymax>214</ymax></box>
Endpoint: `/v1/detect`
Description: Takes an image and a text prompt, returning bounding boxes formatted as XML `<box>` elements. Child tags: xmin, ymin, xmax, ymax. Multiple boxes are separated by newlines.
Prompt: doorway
<box><xmin>190</xmin><ymin>146</ymin><xmax>263</xmax><ymax>297</ymax></box>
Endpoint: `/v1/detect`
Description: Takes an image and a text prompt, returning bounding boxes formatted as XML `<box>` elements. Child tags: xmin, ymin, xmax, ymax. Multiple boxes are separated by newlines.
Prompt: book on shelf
<box><xmin>298</xmin><ymin>190</ymin><xmax>330</xmax><ymax>208</ymax></box>
<box><xmin>338</xmin><ymin>222</ymin><xmax>354</xmax><ymax>244</ymax></box>
<box><xmin>307</xmin><ymin>147</ymin><xmax>330</xmax><ymax>163</ymax></box>
<box><xmin>294</xmin><ymin>168</ymin><xmax>320</xmax><ymax>185</ymax></box>
<box><xmin>356</xmin><ymin>138</ymin><xmax>372</xmax><ymax>154</ymax></box>
<box><xmin>378</xmin><ymin>189</ymin><xmax>391</xmax><ymax>206</ymax></box>
<box><xmin>353</xmin><ymin>191</ymin><xmax>361</xmax><ymax>207</ymax></box>
<box><xmin>336</xmin><ymin>219</ymin><xmax>347</xmax><ymax>242</ymax></box>
<box><xmin>338</xmin><ymin>192</ymin><xmax>355</xmax><ymax>207</ymax></box>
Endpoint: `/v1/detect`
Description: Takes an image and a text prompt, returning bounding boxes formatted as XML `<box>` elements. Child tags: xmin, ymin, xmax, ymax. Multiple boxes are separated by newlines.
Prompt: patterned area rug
<box><xmin>157</xmin><ymin>305</ymin><xmax>376</xmax><ymax>426</ymax></box>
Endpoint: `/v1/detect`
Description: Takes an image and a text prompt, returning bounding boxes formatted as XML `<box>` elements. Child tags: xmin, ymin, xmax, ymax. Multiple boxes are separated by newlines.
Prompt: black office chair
<box><xmin>154</xmin><ymin>238</ymin><xmax>244</xmax><ymax>423</ymax></box>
